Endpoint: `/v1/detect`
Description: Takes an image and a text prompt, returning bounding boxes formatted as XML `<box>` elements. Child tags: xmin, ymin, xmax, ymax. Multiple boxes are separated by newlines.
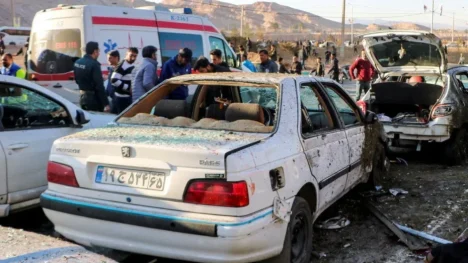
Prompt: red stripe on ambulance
<box><xmin>91</xmin><ymin>16</ymin><xmax>218</xmax><ymax>33</ymax></box>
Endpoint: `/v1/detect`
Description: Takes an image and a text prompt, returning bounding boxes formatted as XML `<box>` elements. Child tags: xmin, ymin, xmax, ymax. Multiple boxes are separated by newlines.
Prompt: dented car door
<box><xmin>298</xmin><ymin>81</ymin><xmax>350</xmax><ymax>208</ymax></box>
<box><xmin>321</xmin><ymin>82</ymin><xmax>366</xmax><ymax>190</ymax></box>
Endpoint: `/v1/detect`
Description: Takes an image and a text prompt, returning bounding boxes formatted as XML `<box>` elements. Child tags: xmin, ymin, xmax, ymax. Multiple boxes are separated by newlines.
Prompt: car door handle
<box><xmin>7</xmin><ymin>143</ymin><xmax>29</xmax><ymax>150</ymax></box>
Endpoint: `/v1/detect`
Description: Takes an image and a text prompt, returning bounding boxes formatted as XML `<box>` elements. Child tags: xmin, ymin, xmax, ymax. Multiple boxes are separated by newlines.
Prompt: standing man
<box><xmin>74</xmin><ymin>41</ymin><xmax>110</xmax><ymax>112</ymax></box>
<box><xmin>349</xmin><ymin>51</ymin><xmax>375</xmax><ymax>101</ymax></box>
<box><xmin>459</xmin><ymin>53</ymin><xmax>465</xmax><ymax>65</ymax></box>
<box><xmin>210</xmin><ymin>49</ymin><xmax>229</xmax><ymax>68</ymax></box>
<box><xmin>291</xmin><ymin>56</ymin><xmax>303</xmax><ymax>75</ymax></box>
<box><xmin>246</xmin><ymin>37</ymin><xmax>252</xmax><ymax>53</ymax></box>
<box><xmin>327</xmin><ymin>53</ymin><xmax>340</xmax><ymax>82</ymax></box>
<box><xmin>106</xmin><ymin>50</ymin><xmax>120</xmax><ymax>113</ymax></box>
<box><xmin>133</xmin><ymin>45</ymin><xmax>159</xmax><ymax>102</ymax></box>
<box><xmin>310</xmin><ymin>57</ymin><xmax>325</xmax><ymax>77</ymax></box>
<box><xmin>0</xmin><ymin>53</ymin><xmax>26</xmax><ymax>79</ymax></box>
<box><xmin>241</xmin><ymin>53</ymin><xmax>257</xmax><ymax>72</ymax></box>
<box><xmin>159</xmin><ymin>47</ymin><xmax>192</xmax><ymax>100</ymax></box>
<box><xmin>0</xmin><ymin>36</ymin><xmax>5</xmax><ymax>56</ymax></box>
<box><xmin>194</xmin><ymin>56</ymin><xmax>230</xmax><ymax>73</ymax></box>
<box><xmin>110</xmin><ymin>47</ymin><xmax>138</xmax><ymax>114</ymax></box>
<box><xmin>258</xmin><ymin>49</ymin><xmax>278</xmax><ymax>73</ymax></box>
<box><xmin>278</xmin><ymin>57</ymin><xmax>290</xmax><ymax>74</ymax></box>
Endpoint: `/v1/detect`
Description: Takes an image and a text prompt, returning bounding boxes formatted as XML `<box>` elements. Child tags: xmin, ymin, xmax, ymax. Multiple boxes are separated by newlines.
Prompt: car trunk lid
<box><xmin>361</xmin><ymin>31</ymin><xmax>447</xmax><ymax>74</ymax></box>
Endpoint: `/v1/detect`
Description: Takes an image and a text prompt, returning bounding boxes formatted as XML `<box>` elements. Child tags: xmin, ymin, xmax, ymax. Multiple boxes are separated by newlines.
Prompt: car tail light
<box><xmin>183</xmin><ymin>180</ymin><xmax>249</xmax><ymax>207</ymax></box>
<box><xmin>47</xmin><ymin>161</ymin><xmax>79</xmax><ymax>187</ymax></box>
<box><xmin>431</xmin><ymin>104</ymin><xmax>453</xmax><ymax>119</ymax></box>
<box><xmin>356</xmin><ymin>100</ymin><xmax>367</xmax><ymax>114</ymax></box>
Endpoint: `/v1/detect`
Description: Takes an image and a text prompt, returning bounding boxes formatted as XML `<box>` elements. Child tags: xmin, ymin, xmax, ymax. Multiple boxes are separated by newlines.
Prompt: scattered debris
<box><xmin>315</xmin><ymin>216</ymin><xmax>350</xmax><ymax>230</ymax></box>
<box><xmin>394</xmin><ymin>224</ymin><xmax>452</xmax><ymax>244</ymax></box>
<box><xmin>375</xmin><ymin>185</ymin><xmax>383</xmax><ymax>191</ymax></box>
<box><xmin>389</xmin><ymin>188</ymin><xmax>409</xmax><ymax>196</ymax></box>
<box><xmin>456</xmin><ymin>228</ymin><xmax>468</xmax><ymax>242</ymax></box>
<box><xmin>392</xmin><ymin>157</ymin><xmax>409</xmax><ymax>166</ymax></box>
<box><xmin>365</xmin><ymin>201</ymin><xmax>429</xmax><ymax>251</ymax></box>
<box><xmin>311</xmin><ymin>251</ymin><xmax>327</xmax><ymax>259</ymax></box>
<box><xmin>343</xmin><ymin>243</ymin><xmax>351</xmax><ymax>248</ymax></box>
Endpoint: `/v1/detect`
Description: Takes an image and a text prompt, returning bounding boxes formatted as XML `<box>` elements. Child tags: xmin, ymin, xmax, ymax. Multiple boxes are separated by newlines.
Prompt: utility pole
<box><xmin>240</xmin><ymin>5</ymin><xmax>245</xmax><ymax>37</ymax></box>
<box><xmin>452</xmin><ymin>12</ymin><xmax>455</xmax><ymax>43</ymax></box>
<box><xmin>11</xmin><ymin>0</ymin><xmax>15</xmax><ymax>27</ymax></box>
<box><xmin>431</xmin><ymin>0</ymin><xmax>435</xmax><ymax>33</ymax></box>
<box><xmin>340</xmin><ymin>0</ymin><xmax>346</xmax><ymax>58</ymax></box>
<box><xmin>350</xmin><ymin>4</ymin><xmax>354</xmax><ymax>45</ymax></box>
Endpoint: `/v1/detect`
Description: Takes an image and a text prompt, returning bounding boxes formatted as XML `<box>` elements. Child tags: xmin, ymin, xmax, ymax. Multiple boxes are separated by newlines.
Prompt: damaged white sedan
<box><xmin>41</xmin><ymin>73</ymin><xmax>387</xmax><ymax>263</ymax></box>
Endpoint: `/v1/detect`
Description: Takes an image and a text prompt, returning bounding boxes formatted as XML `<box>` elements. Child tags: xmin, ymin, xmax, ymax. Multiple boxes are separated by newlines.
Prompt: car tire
<box><xmin>361</xmin><ymin>142</ymin><xmax>388</xmax><ymax>190</ymax></box>
<box><xmin>263</xmin><ymin>197</ymin><xmax>313</xmax><ymax>263</ymax></box>
<box><xmin>443</xmin><ymin>128</ymin><xmax>468</xmax><ymax>166</ymax></box>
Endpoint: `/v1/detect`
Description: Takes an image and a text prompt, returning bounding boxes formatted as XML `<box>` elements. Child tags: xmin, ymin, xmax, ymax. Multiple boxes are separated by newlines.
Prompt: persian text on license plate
<box><xmin>95</xmin><ymin>166</ymin><xmax>165</xmax><ymax>191</ymax></box>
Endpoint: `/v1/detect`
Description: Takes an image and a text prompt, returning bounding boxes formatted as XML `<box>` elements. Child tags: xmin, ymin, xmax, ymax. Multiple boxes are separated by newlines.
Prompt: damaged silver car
<box><xmin>358</xmin><ymin>30</ymin><xmax>468</xmax><ymax>165</ymax></box>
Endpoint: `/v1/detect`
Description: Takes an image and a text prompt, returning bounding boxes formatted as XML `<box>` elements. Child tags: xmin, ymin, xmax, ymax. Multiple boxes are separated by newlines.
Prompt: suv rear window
<box><xmin>159</xmin><ymin>32</ymin><xmax>203</xmax><ymax>66</ymax></box>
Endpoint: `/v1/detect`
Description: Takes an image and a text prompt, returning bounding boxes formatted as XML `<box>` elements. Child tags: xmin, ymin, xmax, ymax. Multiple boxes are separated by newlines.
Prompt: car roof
<box><xmin>168</xmin><ymin>72</ymin><xmax>320</xmax><ymax>85</ymax></box>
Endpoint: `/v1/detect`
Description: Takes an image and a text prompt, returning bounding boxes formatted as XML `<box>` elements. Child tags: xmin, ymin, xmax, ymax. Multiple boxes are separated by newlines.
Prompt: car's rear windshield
<box><xmin>117</xmin><ymin>82</ymin><xmax>278</xmax><ymax>133</ymax></box>
<box><xmin>371</xmin><ymin>41</ymin><xmax>442</xmax><ymax>68</ymax></box>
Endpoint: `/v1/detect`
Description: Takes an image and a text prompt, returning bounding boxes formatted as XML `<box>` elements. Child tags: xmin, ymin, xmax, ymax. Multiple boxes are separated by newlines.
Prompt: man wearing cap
<box><xmin>159</xmin><ymin>48</ymin><xmax>193</xmax><ymax>100</ymax></box>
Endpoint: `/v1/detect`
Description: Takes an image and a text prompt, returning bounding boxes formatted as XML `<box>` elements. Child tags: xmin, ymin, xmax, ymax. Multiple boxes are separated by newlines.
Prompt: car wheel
<box><xmin>360</xmin><ymin>142</ymin><xmax>388</xmax><ymax>190</ymax></box>
<box><xmin>263</xmin><ymin>197</ymin><xmax>313</xmax><ymax>263</ymax></box>
<box><xmin>443</xmin><ymin>128</ymin><xmax>468</xmax><ymax>166</ymax></box>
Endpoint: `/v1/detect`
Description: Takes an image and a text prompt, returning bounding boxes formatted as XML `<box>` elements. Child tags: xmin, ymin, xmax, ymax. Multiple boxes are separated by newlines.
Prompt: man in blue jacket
<box><xmin>133</xmin><ymin>45</ymin><xmax>158</xmax><ymax>102</ymax></box>
<box><xmin>159</xmin><ymin>48</ymin><xmax>192</xmax><ymax>100</ymax></box>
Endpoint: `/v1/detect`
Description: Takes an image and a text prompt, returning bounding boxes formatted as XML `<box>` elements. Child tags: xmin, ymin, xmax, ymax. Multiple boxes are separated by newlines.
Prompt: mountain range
<box><xmin>0</xmin><ymin>0</ymin><xmax>432</xmax><ymax>32</ymax></box>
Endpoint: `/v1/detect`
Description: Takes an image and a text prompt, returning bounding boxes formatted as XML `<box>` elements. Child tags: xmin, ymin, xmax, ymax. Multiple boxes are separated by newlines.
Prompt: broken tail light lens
<box><xmin>431</xmin><ymin>104</ymin><xmax>453</xmax><ymax>119</ymax></box>
<box><xmin>47</xmin><ymin>161</ymin><xmax>79</xmax><ymax>187</ymax></box>
<box><xmin>356</xmin><ymin>100</ymin><xmax>367</xmax><ymax>115</ymax></box>
<box><xmin>183</xmin><ymin>180</ymin><xmax>249</xmax><ymax>207</ymax></box>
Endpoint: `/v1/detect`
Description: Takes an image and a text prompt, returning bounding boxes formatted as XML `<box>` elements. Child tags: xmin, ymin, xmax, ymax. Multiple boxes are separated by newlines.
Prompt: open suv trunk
<box><xmin>368</xmin><ymin>81</ymin><xmax>443</xmax><ymax>125</ymax></box>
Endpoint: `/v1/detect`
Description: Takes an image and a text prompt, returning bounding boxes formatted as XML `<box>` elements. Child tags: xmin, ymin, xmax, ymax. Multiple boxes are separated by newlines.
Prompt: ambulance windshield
<box><xmin>29</xmin><ymin>29</ymin><xmax>81</xmax><ymax>74</ymax></box>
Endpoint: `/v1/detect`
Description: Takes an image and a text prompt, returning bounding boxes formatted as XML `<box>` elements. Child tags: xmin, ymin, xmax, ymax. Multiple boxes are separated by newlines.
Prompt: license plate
<box><xmin>95</xmin><ymin>166</ymin><xmax>166</xmax><ymax>191</ymax></box>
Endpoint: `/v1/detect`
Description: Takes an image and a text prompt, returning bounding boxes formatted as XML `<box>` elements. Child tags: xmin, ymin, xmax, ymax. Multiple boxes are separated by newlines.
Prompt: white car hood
<box><xmin>361</xmin><ymin>31</ymin><xmax>447</xmax><ymax>74</ymax></box>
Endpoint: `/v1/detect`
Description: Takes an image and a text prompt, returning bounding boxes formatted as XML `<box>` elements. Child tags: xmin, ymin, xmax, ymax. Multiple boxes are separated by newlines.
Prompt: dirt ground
<box><xmin>313</xmin><ymin>156</ymin><xmax>468</xmax><ymax>263</ymax></box>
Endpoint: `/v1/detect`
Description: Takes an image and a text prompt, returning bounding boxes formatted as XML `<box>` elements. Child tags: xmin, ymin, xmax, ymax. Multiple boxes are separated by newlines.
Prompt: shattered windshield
<box><xmin>117</xmin><ymin>83</ymin><xmax>279</xmax><ymax>133</ymax></box>
<box><xmin>369</xmin><ymin>39</ymin><xmax>442</xmax><ymax>68</ymax></box>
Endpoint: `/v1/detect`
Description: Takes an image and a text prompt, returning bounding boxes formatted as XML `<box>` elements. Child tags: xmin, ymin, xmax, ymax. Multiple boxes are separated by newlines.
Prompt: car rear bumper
<box><xmin>384</xmin><ymin>123</ymin><xmax>451</xmax><ymax>143</ymax></box>
<box><xmin>41</xmin><ymin>191</ymin><xmax>286</xmax><ymax>263</ymax></box>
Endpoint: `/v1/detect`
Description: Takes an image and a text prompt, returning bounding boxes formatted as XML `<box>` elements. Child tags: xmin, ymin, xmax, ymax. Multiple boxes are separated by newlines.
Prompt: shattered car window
<box><xmin>240</xmin><ymin>87</ymin><xmax>277</xmax><ymax>109</ymax></box>
<box><xmin>118</xmin><ymin>83</ymin><xmax>279</xmax><ymax>133</ymax></box>
<box><xmin>371</xmin><ymin>42</ymin><xmax>442</xmax><ymax>68</ymax></box>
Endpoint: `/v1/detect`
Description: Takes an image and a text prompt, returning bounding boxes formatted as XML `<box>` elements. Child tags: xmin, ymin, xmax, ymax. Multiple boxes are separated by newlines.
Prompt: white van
<box><xmin>27</xmin><ymin>5</ymin><xmax>239</xmax><ymax>88</ymax></box>
<box><xmin>0</xmin><ymin>27</ymin><xmax>30</xmax><ymax>46</ymax></box>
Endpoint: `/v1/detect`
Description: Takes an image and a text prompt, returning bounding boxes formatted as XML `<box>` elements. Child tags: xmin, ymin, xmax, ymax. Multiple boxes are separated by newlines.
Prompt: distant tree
<box><xmin>270</xmin><ymin>22</ymin><xmax>280</xmax><ymax>32</ymax></box>
<box><xmin>255</xmin><ymin>28</ymin><xmax>265</xmax><ymax>40</ymax></box>
<box><xmin>244</xmin><ymin>24</ymin><xmax>253</xmax><ymax>38</ymax></box>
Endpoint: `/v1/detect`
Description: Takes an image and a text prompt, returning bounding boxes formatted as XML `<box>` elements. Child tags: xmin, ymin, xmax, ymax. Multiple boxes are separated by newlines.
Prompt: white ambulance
<box><xmin>27</xmin><ymin>4</ymin><xmax>239</xmax><ymax>88</ymax></box>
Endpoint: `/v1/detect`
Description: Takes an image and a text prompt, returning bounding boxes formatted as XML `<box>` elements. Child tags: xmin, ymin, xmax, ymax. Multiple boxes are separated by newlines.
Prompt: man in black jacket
<box><xmin>74</xmin><ymin>41</ymin><xmax>110</xmax><ymax>112</ymax></box>
<box><xmin>210</xmin><ymin>49</ymin><xmax>229</xmax><ymax>68</ymax></box>
<box><xmin>110</xmin><ymin>47</ymin><xmax>138</xmax><ymax>114</ymax></box>
<box><xmin>327</xmin><ymin>53</ymin><xmax>340</xmax><ymax>82</ymax></box>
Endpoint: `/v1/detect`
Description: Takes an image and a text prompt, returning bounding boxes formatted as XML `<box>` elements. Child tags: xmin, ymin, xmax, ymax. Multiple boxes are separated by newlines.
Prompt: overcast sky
<box><xmin>149</xmin><ymin>0</ymin><xmax>468</xmax><ymax>29</ymax></box>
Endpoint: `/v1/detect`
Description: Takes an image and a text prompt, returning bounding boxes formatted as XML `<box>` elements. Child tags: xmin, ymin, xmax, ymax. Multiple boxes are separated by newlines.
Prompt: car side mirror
<box><xmin>75</xmin><ymin>109</ymin><xmax>90</xmax><ymax>125</ymax></box>
<box><xmin>365</xmin><ymin>111</ymin><xmax>378</xmax><ymax>124</ymax></box>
